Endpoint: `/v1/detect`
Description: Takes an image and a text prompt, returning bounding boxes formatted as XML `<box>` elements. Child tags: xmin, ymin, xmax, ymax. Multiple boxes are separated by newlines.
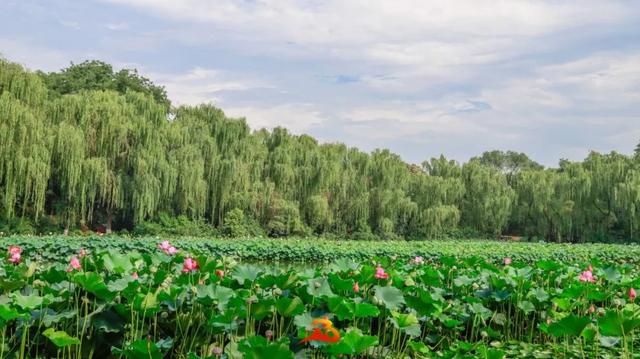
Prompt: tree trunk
<box><xmin>106</xmin><ymin>211</ymin><xmax>113</xmax><ymax>234</ymax></box>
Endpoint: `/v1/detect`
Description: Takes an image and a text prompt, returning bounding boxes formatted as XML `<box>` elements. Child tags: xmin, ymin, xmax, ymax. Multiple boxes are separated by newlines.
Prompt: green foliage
<box><xmin>38</xmin><ymin>60</ymin><xmax>170</xmax><ymax>109</ymax></box>
<box><xmin>1</xmin><ymin>59</ymin><xmax>640</xmax><ymax>243</ymax></box>
<box><xmin>461</xmin><ymin>162</ymin><xmax>515</xmax><ymax>235</ymax></box>
<box><xmin>220</xmin><ymin>208</ymin><xmax>263</xmax><ymax>237</ymax></box>
<box><xmin>472</xmin><ymin>150</ymin><xmax>544</xmax><ymax>177</ymax></box>
<box><xmin>133</xmin><ymin>213</ymin><xmax>217</xmax><ymax>237</ymax></box>
<box><xmin>266</xmin><ymin>199</ymin><xmax>308</xmax><ymax>237</ymax></box>
<box><xmin>0</xmin><ymin>239</ymin><xmax>637</xmax><ymax>358</ymax></box>
<box><xmin>5</xmin><ymin>235</ymin><xmax>640</xmax><ymax>266</ymax></box>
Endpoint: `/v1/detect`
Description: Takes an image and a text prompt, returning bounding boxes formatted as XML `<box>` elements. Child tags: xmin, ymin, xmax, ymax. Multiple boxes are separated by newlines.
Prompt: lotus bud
<box><xmin>246</xmin><ymin>295</ymin><xmax>258</xmax><ymax>304</ymax></box>
<box><xmin>211</xmin><ymin>346</ymin><xmax>223</xmax><ymax>356</ymax></box>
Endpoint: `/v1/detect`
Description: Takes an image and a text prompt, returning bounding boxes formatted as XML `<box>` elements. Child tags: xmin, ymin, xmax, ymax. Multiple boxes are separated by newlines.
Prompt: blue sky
<box><xmin>1</xmin><ymin>0</ymin><xmax>639</xmax><ymax>166</ymax></box>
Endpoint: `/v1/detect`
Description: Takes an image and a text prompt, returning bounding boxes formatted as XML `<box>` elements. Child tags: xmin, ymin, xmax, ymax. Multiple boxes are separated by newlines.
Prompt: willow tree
<box><xmin>169</xmin><ymin>105</ymin><xmax>259</xmax><ymax>225</ymax></box>
<box><xmin>580</xmin><ymin>152</ymin><xmax>631</xmax><ymax>241</ymax></box>
<box><xmin>423</xmin><ymin>155</ymin><xmax>462</xmax><ymax>178</ymax></box>
<box><xmin>461</xmin><ymin>161</ymin><xmax>515</xmax><ymax>235</ymax></box>
<box><xmin>49</xmin><ymin>90</ymin><xmax>172</xmax><ymax>232</ymax></box>
<box><xmin>615</xmin><ymin>169</ymin><xmax>640</xmax><ymax>241</ymax></box>
<box><xmin>5</xmin><ymin>58</ymin><xmax>640</xmax><ymax>242</ymax></box>
<box><xmin>319</xmin><ymin>144</ymin><xmax>371</xmax><ymax>234</ymax></box>
<box><xmin>511</xmin><ymin>170</ymin><xmax>575</xmax><ymax>241</ymax></box>
<box><xmin>367</xmin><ymin>149</ymin><xmax>416</xmax><ymax>236</ymax></box>
<box><xmin>0</xmin><ymin>61</ymin><xmax>52</xmax><ymax>221</ymax></box>
<box><xmin>410</xmin><ymin>171</ymin><xmax>465</xmax><ymax>238</ymax></box>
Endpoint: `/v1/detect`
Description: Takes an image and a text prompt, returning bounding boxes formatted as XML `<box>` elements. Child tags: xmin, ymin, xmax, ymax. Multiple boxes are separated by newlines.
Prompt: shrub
<box><xmin>221</xmin><ymin>208</ymin><xmax>264</xmax><ymax>238</ymax></box>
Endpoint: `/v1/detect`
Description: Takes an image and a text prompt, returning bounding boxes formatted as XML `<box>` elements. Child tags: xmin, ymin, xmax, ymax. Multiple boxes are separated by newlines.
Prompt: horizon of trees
<box><xmin>1</xmin><ymin>58</ymin><xmax>640</xmax><ymax>242</ymax></box>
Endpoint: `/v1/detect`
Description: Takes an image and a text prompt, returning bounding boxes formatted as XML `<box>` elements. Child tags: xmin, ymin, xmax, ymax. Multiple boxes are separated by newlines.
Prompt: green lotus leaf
<box><xmin>326</xmin><ymin>328</ymin><xmax>378</xmax><ymax>356</ymax></box>
<box><xmin>374</xmin><ymin>285</ymin><xmax>405</xmax><ymax>310</ymax></box>
<box><xmin>548</xmin><ymin>315</ymin><xmax>590</xmax><ymax>337</ymax></box>
<box><xmin>232</xmin><ymin>264</ymin><xmax>263</xmax><ymax>285</ymax></box>
<box><xmin>43</xmin><ymin>328</ymin><xmax>80</xmax><ymax>347</ymax></box>
<box><xmin>275</xmin><ymin>296</ymin><xmax>304</xmax><ymax>317</ymax></box>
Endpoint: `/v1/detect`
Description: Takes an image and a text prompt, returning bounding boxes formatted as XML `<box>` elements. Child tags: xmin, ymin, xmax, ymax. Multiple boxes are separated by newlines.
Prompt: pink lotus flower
<box><xmin>182</xmin><ymin>257</ymin><xmax>198</xmax><ymax>273</ymax></box>
<box><xmin>265</xmin><ymin>329</ymin><xmax>274</xmax><ymax>339</ymax></box>
<box><xmin>503</xmin><ymin>257</ymin><xmax>512</xmax><ymax>266</ymax></box>
<box><xmin>588</xmin><ymin>304</ymin><xmax>596</xmax><ymax>313</ymax></box>
<box><xmin>579</xmin><ymin>270</ymin><xmax>596</xmax><ymax>283</ymax></box>
<box><xmin>353</xmin><ymin>282</ymin><xmax>360</xmax><ymax>293</ymax></box>
<box><xmin>7</xmin><ymin>246</ymin><xmax>21</xmax><ymax>264</ymax></box>
<box><xmin>78</xmin><ymin>248</ymin><xmax>87</xmax><ymax>258</ymax></box>
<box><xmin>412</xmin><ymin>256</ymin><xmax>424</xmax><ymax>265</ymax></box>
<box><xmin>8</xmin><ymin>246</ymin><xmax>21</xmax><ymax>256</ymax></box>
<box><xmin>132</xmin><ymin>272</ymin><xmax>139</xmax><ymax>280</ymax></box>
<box><xmin>629</xmin><ymin>288</ymin><xmax>637</xmax><ymax>301</ymax></box>
<box><xmin>374</xmin><ymin>266</ymin><xmax>389</xmax><ymax>280</ymax></box>
<box><xmin>158</xmin><ymin>240</ymin><xmax>178</xmax><ymax>255</ymax></box>
<box><xmin>67</xmin><ymin>256</ymin><xmax>82</xmax><ymax>272</ymax></box>
<box><xmin>158</xmin><ymin>240</ymin><xmax>171</xmax><ymax>251</ymax></box>
<box><xmin>215</xmin><ymin>269</ymin><xmax>225</xmax><ymax>278</ymax></box>
<box><xmin>8</xmin><ymin>252</ymin><xmax>21</xmax><ymax>264</ymax></box>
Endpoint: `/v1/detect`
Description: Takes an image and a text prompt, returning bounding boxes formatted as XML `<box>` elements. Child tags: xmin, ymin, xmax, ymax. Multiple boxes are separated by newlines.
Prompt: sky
<box><xmin>1</xmin><ymin>0</ymin><xmax>639</xmax><ymax>167</ymax></box>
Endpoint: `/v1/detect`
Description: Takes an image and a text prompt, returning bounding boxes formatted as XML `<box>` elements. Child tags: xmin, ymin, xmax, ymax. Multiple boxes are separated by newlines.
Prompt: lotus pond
<box><xmin>0</xmin><ymin>237</ymin><xmax>639</xmax><ymax>358</ymax></box>
<box><xmin>2</xmin><ymin>235</ymin><xmax>640</xmax><ymax>264</ymax></box>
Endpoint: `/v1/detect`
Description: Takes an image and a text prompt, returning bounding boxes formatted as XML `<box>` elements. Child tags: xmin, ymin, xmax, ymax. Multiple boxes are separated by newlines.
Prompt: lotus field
<box><xmin>1</xmin><ymin>238</ymin><xmax>640</xmax><ymax>358</ymax></box>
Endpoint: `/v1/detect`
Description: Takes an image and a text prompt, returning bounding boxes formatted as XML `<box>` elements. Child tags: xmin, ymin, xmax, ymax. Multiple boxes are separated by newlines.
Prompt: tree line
<box><xmin>1</xmin><ymin>59</ymin><xmax>639</xmax><ymax>242</ymax></box>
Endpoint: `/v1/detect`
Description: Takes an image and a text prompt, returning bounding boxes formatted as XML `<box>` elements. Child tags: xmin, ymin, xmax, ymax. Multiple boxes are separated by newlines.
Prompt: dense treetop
<box><xmin>37</xmin><ymin>60</ymin><xmax>171</xmax><ymax>109</ymax></box>
<box><xmin>1</xmin><ymin>58</ymin><xmax>639</xmax><ymax>242</ymax></box>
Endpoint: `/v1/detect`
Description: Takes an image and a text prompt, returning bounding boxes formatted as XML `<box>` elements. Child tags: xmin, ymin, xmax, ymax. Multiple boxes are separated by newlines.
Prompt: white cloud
<box><xmin>0</xmin><ymin>38</ymin><xmax>70</xmax><ymax>71</ymax></box>
<box><xmin>100</xmin><ymin>0</ymin><xmax>633</xmax><ymax>68</ymax></box>
<box><xmin>481</xmin><ymin>51</ymin><xmax>640</xmax><ymax>114</ymax></box>
<box><xmin>225</xmin><ymin>104</ymin><xmax>326</xmax><ymax>133</ymax></box>
<box><xmin>58</xmin><ymin>20</ymin><xmax>80</xmax><ymax>29</ymax></box>
<box><xmin>106</xmin><ymin>22</ymin><xmax>129</xmax><ymax>31</ymax></box>
<box><xmin>98</xmin><ymin>0</ymin><xmax>639</xmax><ymax>101</ymax></box>
<box><xmin>2</xmin><ymin>1</ymin><xmax>638</xmax><ymax>166</ymax></box>
<box><xmin>148</xmin><ymin>67</ymin><xmax>328</xmax><ymax>133</ymax></box>
<box><xmin>149</xmin><ymin>67</ymin><xmax>268</xmax><ymax>105</ymax></box>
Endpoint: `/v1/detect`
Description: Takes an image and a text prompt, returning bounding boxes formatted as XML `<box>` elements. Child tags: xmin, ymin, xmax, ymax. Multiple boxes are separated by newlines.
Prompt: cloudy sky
<box><xmin>1</xmin><ymin>0</ymin><xmax>639</xmax><ymax>166</ymax></box>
